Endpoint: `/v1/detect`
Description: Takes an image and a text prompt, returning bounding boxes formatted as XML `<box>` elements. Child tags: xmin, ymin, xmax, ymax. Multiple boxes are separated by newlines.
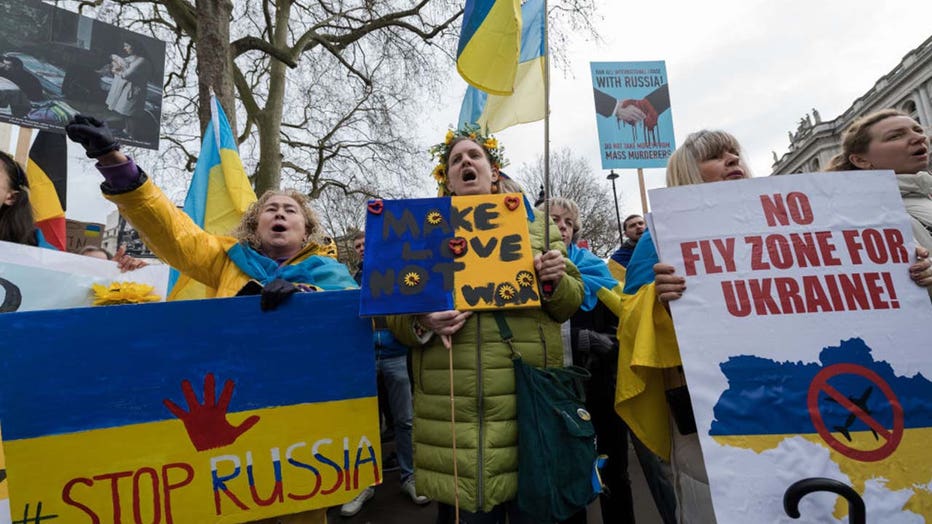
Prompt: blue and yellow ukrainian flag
<box><xmin>565</xmin><ymin>242</ymin><xmax>621</xmax><ymax>314</ymax></box>
<box><xmin>606</xmin><ymin>256</ymin><xmax>627</xmax><ymax>283</ymax></box>
<box><xmin>0</xmin><ymin>291</ymin><xmax>379</xmax><ymax>522</ymax></box>
<box><xmin>457</xmin><ymin>0</ymin><xmax>522</xmax><ymax>96</ymax></box>
<box><xmin>609</xmin><ymin>229</ymin><xmax>682</xmax><ymax>460</ymax></box>
<box><xmin>84</xmin><ymin>223</ymin><xmax>102</xmax><ymax>237</ymax></box>
<box><xmin>458</xmin><ymin>0</ymin><xmax>545</xmax><ymax>132</ymax></box>
<box><xmin>169</xmin><ymin>96</ymin><xmax>257</xmax><ymax>300</ymax></box>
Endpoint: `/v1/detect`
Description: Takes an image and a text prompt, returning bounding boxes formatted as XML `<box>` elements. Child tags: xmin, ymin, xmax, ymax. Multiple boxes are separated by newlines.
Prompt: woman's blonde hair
<box><xmin>666</xmin><ymin>130</ymin><xmax>750</xmax><ymax>187</ymax></box>
<box><xmin>232</xmin><ymin>189</ymin><xmax>323</xmax><ymax>251</ymax></box>
<box><xmin>825</xmin><ymin>109</ymin><xmax>909</xmax><ymax>172</ymax></box>
<box><xmin>495</xmin><ymin>173</ymin><xmax>523</xmax><ymax>194</ymax></box>
<box><xmin>538</xmin><ymin>197</ymin><xmax>581</xmax><ymax>234</ymax></box>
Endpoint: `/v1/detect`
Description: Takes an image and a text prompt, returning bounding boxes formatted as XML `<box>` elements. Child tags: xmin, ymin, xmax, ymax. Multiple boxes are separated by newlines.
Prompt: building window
<box><xmin>810</xmin><ymin>157</ymin><xmax>820</xmax><ymax>171</ymax></box>
<box><xmin>902</xmin><ymin>99</ymin><xmax>920</xmax><ymax>123</ymax></box>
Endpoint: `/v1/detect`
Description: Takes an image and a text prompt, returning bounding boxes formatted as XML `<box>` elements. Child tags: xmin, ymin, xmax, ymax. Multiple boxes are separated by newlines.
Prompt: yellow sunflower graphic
<box><xmin>403</xmin><ymin>272</ymin><xmax>422</xmax><ymax>287</ymax></box>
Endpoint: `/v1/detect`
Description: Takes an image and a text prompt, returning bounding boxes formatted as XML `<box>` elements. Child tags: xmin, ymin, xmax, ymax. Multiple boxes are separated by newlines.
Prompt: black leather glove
<box><xmin>65</xmin><ymin>115</ymin><xmax>120</xmax><ymax>158</ymax></box>
<box><xmin>260</xmin><ymin>278</ymin><xmax>298</xmax><ymax>311</ymax></box>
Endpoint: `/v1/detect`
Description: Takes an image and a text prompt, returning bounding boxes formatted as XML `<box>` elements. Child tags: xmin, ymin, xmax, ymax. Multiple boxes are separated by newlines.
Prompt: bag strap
<box><xmin>558</xmin><ymin>365</ymin><xmax>592</xmax><ymax>381</ymax></box>
<box><xmin>492</xmin><ymin>311</ymin><xmax>520</xmax><ymax>359</ymax></box>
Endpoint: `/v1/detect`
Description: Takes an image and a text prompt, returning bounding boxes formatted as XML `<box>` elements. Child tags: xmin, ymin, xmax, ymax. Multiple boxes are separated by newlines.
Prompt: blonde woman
<box><xmin>67</xmin><ymin>115</ymin><xmax>355</xmax><ymax>523</ymax></box>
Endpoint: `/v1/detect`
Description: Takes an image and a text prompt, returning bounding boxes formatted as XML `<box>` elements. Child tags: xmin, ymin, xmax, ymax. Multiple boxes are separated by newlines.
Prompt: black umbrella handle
<box><xmin>783</xmin><ymin>478</ymin><xmax>866</xmax><ymax>524</ymax></box>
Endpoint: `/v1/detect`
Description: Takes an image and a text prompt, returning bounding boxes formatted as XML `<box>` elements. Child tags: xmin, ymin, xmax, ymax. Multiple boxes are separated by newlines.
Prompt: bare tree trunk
<box><xmin>195</xmin><ymin>0</ymin><xmax>236</xmax><ymax>134</ymax></box>
<box><xmin>253</xmin><ymin>0</ymin><xmax>291</xmax><ymax>193</ymax></box>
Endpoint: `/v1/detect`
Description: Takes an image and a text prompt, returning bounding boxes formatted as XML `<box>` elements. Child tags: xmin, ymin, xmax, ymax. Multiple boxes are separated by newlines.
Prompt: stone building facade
<box><xmin>772</xmin><ymin>35</ymin><xmax>932</xmax><ymax>175</ymax></box>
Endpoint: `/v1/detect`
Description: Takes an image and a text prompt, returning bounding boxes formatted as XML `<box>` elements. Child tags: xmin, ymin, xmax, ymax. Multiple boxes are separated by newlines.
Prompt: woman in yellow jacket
<box><xmin>66</xmin><ymin>115</ymin><xmax>356</xmax><ymax>524</ymax></box>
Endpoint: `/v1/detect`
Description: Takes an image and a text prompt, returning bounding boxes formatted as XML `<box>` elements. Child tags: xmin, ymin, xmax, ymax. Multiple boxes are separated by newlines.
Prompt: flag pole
<box><xmin>15</xmin><ymin>127</ymin><xmax>33</xmax><ymax>166</ymax></box>
<box><xmin>539</xmin><ymin>0</ymin><xmax>559</xmax><ymax>298</ymax></box>
<box><xmin>638</xmin><ymin>167</ymin><xmax>648</xmax><ymax>214</ymax></box>
<box><xmin>542</xmin><ymin>0</ymin><xmax>552</xmax><ymax>257</ymax></box>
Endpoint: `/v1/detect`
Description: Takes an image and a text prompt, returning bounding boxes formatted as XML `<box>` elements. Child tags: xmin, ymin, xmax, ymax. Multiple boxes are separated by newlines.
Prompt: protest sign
<box><xmin>359</xmin><ymin>193</ymin><xmax>539</xmax><ymax>315</ymax></box>
<box><xmin>65</xmin><ymin>218</ymin><xmax>104</xmax><ymax>253</ymax></box>
<box><xmin>0</xmin><ymin>240</ymin><xmax>169</xmax><ymax>312</ymax></box>
<box><xmin>648</xmin><ymin>171</ymin><xmax>932</xmax><ymax>521</ymax></box>
<box><xmin>0</xmin><ymin>0</ymin><xmax>165</xmax><ymax>149</ymax></box>
<box><xmin>0</xmin><ymin>290</ymin><xmax>379</xmax><ymax>523</ymax></box>
<box><xmin>590</xmin><ymin>61</ymin><xmax>675</xmax><ymax>169</ymax></box>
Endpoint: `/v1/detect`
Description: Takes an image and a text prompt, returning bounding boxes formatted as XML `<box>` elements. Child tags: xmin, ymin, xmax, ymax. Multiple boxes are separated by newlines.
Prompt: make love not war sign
<box><xmin>359</xmin><ymin>193</ymin><xmax>540</xmax><ymax>316</ymax></box>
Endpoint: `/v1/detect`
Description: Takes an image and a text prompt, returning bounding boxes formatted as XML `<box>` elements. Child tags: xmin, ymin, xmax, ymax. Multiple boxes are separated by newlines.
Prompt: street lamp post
<box><xmin>607</xmin><ymin>170</ymin><xmax>624</xmax><ymax>247</ymax></box>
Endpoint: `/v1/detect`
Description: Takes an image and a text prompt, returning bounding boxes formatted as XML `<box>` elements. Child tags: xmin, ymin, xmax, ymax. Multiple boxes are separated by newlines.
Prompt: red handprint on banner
<box><xmin>163</xmin><ymin>373</ymin><xmax>260</xmax><ymax>451</ymax></box>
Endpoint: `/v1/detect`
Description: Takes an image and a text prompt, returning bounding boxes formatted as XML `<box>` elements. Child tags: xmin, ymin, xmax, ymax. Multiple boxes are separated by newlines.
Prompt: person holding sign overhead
<box><xmin>388</xmin><ymin>126</ymin><xmax>583</xmax><ymax>523</ymax></box>
<box><xmin>64</xmin><ymin>115</ymin><xmax>355</xmax><ymax>305</ymax></box>
<box><xmin>825</xmin><ymin>108</ymin><xmax>932</xmax><ymax>287</ymax></box>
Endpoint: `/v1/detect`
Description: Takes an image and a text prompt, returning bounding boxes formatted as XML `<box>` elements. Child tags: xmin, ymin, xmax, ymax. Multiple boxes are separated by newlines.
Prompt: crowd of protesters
<box><xmin>1</xmin><ymin>106</ymin><xmax>930</xmax><ymax>524</ymax></box>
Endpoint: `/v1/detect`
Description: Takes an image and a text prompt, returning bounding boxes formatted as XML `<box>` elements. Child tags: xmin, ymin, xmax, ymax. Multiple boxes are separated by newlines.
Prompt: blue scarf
<box><xmin>227</xmin><ymin>243</ymin><xmax>358</xmax><ymax>290</ymax></box>
<box><xmin>567</xmin><ymin>242</ymin><xmax>618</xmax><ymax>311</ymax></box>
<box><xmin>522</xmin><ymin>194</ymin><xmax>536</xmax><ymax>222</ymax></box>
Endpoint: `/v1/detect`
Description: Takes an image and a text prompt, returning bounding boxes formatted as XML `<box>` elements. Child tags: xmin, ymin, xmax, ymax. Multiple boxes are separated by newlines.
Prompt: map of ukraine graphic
<box><xmin>710</xmin><ymin>338</ymin><xmax>932</xmax><ymax>517</ymax></box>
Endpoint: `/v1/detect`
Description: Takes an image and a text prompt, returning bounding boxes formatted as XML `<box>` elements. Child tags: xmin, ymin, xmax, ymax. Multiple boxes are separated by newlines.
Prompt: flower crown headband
<box><xmin>429</xmin><ymin>123</ymin><xmax>508</xmax><ymax>195</ymax></box>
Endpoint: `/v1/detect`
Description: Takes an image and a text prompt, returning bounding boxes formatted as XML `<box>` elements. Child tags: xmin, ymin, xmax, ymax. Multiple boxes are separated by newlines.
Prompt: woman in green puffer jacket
<box><xmin>389</xmin><ymin>127</ymin><xmax>583</xmax><ymax>523</ymax></box>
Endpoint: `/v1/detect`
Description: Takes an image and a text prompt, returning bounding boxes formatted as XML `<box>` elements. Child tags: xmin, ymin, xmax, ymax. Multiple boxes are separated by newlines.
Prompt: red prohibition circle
<box><xmin>806</xmin><ymin>363</ymin><xmax>904</xmax><ymax>462</ymax></box>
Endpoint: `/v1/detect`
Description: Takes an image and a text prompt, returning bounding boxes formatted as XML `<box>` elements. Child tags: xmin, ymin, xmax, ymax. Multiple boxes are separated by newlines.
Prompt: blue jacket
<box><xmin>373</xmin><ymin>322</ymin><xmax>408</xmax><ymax>360</ymax></box>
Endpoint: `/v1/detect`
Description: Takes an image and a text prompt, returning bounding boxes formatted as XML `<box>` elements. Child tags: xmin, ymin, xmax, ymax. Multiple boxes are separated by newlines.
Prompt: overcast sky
<box><xmin>424</xmin><ymin>0</ymin><xmax>932</xmax><ymax>222</ymax></box>
<box><xmin>52</xmin><ymin>0</ymin><xmax>932</xmax><ymax>227</ymax></box>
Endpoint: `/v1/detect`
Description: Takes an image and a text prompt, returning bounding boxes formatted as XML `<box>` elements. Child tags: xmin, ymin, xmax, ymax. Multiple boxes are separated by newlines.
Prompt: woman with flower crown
<box><xmin>389</xmin><ymin>126</ymin><xmax>584</xmax><ymax>523</ymax></box>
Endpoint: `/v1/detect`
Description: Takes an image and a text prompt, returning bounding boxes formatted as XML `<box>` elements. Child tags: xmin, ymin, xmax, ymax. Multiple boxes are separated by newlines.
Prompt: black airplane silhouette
<box><xmin>827</xmin><ymin>386</ymin><xmax>878</xmax><ymax>442</ymax></box>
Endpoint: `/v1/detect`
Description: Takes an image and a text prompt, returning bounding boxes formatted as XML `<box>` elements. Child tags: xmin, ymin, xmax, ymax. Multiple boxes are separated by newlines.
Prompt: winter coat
<box><xmin>104</xmin><ymin>177</ymin><xmax>344</xmax><ymax>298</ymax></box>
<box><xmin>897</xmin><ymin>171</ymin><xmax>932</xmax><ymax>252</ymax></box>
<box><xmin>389</xmin><ymin>210</ymin><xmax>584</xmax><ymax>512</ymax></box>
